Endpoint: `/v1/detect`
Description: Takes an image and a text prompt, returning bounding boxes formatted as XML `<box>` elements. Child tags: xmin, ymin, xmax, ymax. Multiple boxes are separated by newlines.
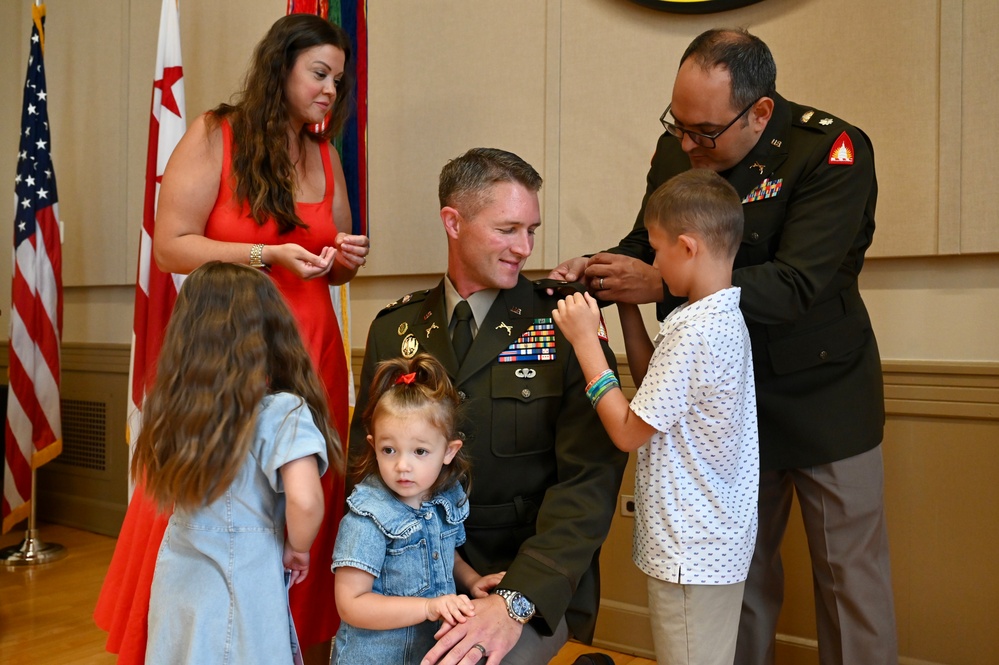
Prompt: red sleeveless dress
<box><xmin>95</xmin><ymin>119</ymin><xmax>348</xmax><ymax>661</ymax></box>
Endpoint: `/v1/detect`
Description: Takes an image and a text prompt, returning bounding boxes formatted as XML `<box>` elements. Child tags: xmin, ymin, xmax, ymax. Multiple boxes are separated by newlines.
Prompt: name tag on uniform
<box><xmin>498</xmin><ymin>318</ymin><xmax>557</xmax><ymax>363</ymax></box>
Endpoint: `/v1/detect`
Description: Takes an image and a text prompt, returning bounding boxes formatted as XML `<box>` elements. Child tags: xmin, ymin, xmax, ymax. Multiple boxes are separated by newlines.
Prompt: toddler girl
<box><xmin>332</xmin><ymin>353</ymin><xmax>502</xmax><ymax>664</ymax></box>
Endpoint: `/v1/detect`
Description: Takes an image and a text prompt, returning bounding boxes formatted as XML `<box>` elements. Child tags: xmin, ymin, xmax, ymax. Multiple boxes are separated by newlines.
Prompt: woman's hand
<box><xmin>264</xmin><ymin>243</ymin><xmax>335</xmax><ymax>280</ymax></box>
<box><xmin>329</xmin><ymin>233</ymin><xmax>370</xmax><ymax>284</ymax></box>
<box><xmin>334</xmin><ymin>233</ymin><xmax>369</xmax><ymax>271</ymax></box>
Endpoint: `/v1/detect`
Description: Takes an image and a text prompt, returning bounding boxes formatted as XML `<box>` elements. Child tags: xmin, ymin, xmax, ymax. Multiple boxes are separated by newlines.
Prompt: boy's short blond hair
<box><xmin>643</xmin><ymin>169</ymin><xmax>744</xmax><ymax>259</ymax></box>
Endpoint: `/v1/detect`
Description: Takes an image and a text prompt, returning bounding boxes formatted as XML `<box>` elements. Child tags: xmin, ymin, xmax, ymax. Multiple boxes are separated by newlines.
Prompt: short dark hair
<box><xmin>438</xmin><ymin>148</ymin><xmax>542</xmax><ymax>219</ymax></box>
<box><xmin>644</xmin><ymin>169</ymin><xmax>744</xmax><ymax>259</ymax></box>
<box><xmin>680</xmin><ymin>28</ymin><xmax>776</xmax><ymax>110</ymax></box>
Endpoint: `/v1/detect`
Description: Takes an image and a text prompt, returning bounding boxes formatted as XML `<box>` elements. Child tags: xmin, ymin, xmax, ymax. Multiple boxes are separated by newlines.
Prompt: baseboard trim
<box><xmin>776</xmin><ymin>633</ymin><xmax>947</xmax><ymax>665</ymax></box>
<box><xmin>592</xmin><ymin>599</ymin><xmax>656</xmax><ymax>659</ymax></box>
<box><xmin>35</xmin><ymin>488</ymin><xmax>126</xmax><ymax>538</ymax></box>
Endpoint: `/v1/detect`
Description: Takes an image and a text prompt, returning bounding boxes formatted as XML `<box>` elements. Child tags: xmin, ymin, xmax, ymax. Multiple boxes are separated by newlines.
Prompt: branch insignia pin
<box><xmin>401</xmin><ymin>334</ymin><xmax>419</xmax><ymax>359</ymax></box>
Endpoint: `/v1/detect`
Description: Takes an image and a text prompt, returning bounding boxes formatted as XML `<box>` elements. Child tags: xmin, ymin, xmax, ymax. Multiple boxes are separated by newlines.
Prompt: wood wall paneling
<box><xmin>365</xmin><ymin>1</ymin><xmax>549</xmax><ymax>277</ymax></box>
<box><xmin>960</xmin><ymin>0</ymin><xmax>999</xmax><ymax>254</ymax></box>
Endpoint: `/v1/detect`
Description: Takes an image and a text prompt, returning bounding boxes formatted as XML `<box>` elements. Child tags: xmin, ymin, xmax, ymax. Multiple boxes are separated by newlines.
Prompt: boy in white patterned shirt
<box><xmin>553</xmin><ymin>169</ymin><xmax>758</xmax><ymax>665</ymax></box>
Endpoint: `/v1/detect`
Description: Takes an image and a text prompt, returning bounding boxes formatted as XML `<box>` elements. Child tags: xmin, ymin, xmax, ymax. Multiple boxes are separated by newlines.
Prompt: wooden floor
<box><xmin>0</xmin><ymin>523</ymin><xmax>654</xmax><ymax>664</ymax></box>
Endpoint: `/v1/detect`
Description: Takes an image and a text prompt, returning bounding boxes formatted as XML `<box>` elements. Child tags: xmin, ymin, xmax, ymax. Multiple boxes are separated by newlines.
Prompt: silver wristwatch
<box><xmin>493</xmin><ymin>588</ymin><xmax>536</xmax><ymax>624</ymax></box>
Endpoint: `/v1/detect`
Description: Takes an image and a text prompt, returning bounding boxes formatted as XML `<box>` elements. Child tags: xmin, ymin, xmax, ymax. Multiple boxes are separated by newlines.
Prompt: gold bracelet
<box><xmin>249</xmin><ymin>243</ymin><xmax>266</xmax><ymax>268</ymax></box>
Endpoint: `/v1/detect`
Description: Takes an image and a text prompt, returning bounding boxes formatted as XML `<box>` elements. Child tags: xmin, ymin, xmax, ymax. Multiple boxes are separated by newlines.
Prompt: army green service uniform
<box><xmin>349</xmin><ymin>275</ymin><xmax>628</xmax><ymax>643</ymax></box>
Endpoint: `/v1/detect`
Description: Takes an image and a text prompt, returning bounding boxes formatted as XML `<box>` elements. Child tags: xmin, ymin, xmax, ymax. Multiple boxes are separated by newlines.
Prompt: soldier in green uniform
<box><xmin>349</xmin><ymin>148</ymin><xmax>627</xmax><ymax>664</ymax></box>
<box><xmin>550</xmin><ymin>28</ymin><xmax>898</xmax><ymax>665</ymax></box>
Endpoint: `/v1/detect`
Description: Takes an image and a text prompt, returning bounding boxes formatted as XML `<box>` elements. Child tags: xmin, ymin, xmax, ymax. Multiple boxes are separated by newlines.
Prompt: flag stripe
<box><xmin>3</xmin><ymin>2</ymin><xmax>64</xmax><ymax>533</ymax></box>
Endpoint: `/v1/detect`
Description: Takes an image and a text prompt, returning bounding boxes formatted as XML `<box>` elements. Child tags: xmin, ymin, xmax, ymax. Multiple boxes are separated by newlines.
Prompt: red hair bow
<box><xmin>395</xmin><ymin>372</ymin><xmax>417</xmax><ymax>385</ymax></box>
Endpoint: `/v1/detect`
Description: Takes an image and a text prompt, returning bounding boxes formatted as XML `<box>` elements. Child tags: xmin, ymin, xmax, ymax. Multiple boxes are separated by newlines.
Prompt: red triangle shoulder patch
<box><xmin>828</xmin><ymin>131</ymin><xmax>855</xmax><ymax>165</ymax></box>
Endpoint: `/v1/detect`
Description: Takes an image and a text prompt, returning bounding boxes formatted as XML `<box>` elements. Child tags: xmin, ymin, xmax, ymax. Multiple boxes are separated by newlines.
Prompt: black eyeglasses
<box><xmin>659</xmin><ymin>98</ymin><xmax>760</xmax><ymax>149</ymax></box>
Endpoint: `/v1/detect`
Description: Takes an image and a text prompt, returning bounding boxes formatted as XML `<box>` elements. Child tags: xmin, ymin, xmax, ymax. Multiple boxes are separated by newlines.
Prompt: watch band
<box><xmin>493</xmin><ymin>588</ymin><xmax>535</xmax><ymax>624</ymax></box>
<box><xmin>249</xmin><ymin>243</ymin><xmax>266</xmax><ymax>268</ymax></box>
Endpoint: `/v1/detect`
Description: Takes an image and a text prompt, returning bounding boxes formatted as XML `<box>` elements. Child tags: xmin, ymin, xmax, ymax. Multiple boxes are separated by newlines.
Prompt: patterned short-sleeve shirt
<box><xmin>629</xmin><ymin>287</ymin><xmax>759</xmax><ymax>585</ymax></box>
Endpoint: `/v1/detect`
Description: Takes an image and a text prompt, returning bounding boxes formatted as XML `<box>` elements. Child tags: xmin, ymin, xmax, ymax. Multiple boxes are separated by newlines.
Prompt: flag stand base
<box><xmin>1</xmin><ymin>528</ymin><xmax>67</xmax><ymax>567</ymax></box>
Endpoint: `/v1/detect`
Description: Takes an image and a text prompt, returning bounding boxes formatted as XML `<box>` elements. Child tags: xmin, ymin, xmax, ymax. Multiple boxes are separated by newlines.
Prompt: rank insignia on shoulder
<box><xmin>828</xmin><ymin>131</ymin><xmax>854</xmax><ymax>165</ymax></box>
<box><xmin>801</xmin><ymin>110</ymin><xmax>815</xmax><ymax>123</ymax></box>
<box><xmin>742</xmin><ymin>177</ymin><xmax>783</xmax><ymax>203</ymax></box>
<box><xmin>498</xmin><ymin>318</ymin><xmax>556</xmax><ymax>363</ymax></box>
<box><xmin>819</xmin><ymin>118</ymin><xmax>834</xmax><ymax>126</ymax></box>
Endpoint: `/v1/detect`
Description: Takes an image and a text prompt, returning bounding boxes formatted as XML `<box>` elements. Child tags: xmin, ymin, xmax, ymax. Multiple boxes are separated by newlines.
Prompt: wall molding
<box><xmin>0</xmin><ymin>342</ymin><xmax>132</xmax><ymax>375</ymax></box>
<box><xmin>358</xmin><ymin>351</ymin><xmax>999</xmax><ymax>419</ymax></box>
<box><xmin>883</xmin><ymin>360</ymin><xmax>999</xmax><ymax>421</ymax></box>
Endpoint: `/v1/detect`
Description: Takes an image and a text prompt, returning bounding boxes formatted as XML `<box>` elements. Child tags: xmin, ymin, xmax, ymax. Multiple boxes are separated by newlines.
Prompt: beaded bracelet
<box><xmin>585</xmin><ymin>369</ymin><xmax>620</xmax><ymax>408</ymax></box>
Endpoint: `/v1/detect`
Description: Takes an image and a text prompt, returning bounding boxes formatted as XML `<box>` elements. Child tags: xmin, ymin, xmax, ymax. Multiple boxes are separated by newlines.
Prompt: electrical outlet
<box><xmin>619</xmin><ymin>494</ymin><xmax>635</xmax><ymax>517</ymax></box>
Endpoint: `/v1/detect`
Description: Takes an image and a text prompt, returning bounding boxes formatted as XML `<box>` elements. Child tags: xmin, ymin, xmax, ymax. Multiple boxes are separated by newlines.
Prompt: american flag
<box><xmin>127</xmin><ymin>0</ymin><xmax>186</xmax><ymax>478</ymax></box>
<box><xmin>3</xmin><ymin>3</ymin><xmax>63</xmax><ymax>534</ymax></box>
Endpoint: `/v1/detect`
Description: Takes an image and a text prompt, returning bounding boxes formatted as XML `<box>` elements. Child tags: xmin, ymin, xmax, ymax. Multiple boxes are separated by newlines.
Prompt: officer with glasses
<box><xmin>550</xmin><ymin>28</ymin><xmax>898</xmax><ymax>665</ymax></box>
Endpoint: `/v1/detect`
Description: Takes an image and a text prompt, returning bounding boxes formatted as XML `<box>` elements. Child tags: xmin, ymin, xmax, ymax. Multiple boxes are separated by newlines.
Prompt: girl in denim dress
<box><xmin>332</xmin><ymin>354</ymin><xmax>504</xmax><ymax>664</ymax></box>
<box><xmin>130</xmin><ymin>263</ymin><xmax>342</xmax><ymax>665</ymax></box>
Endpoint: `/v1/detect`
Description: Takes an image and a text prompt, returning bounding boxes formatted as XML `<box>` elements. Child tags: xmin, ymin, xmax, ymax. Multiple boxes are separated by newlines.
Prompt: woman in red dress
<box><xmin>94</xmin><ymin>14</ymin><xmax>368</xmax><ymax>664</ymax></box>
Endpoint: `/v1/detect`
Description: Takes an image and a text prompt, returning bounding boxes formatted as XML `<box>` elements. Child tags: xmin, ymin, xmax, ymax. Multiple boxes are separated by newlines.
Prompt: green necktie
<box><xmin>452</xmin><ymin>300</ymin><xmax>473</xmax><ymax>364</ymax></box>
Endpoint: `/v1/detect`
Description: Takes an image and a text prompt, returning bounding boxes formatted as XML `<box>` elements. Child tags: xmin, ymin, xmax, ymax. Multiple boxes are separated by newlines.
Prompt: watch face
<box><xmin>510</xmin><ymin>593</ymin><xmax>534</xmax><ymax>618</ymax></box>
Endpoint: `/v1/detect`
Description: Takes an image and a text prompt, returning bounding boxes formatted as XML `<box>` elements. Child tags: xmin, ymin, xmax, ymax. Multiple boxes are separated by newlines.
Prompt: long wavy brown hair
<box><xmin>131</xmin><ymin>262</ymin><xmax>342</xmax><ymax>511</ymax></box>
<box><xmin>209</xmin><ymin>14</ymin><xmax>355</xmax><ymax>234</ymax></box>
<box><xmin>353</xmin><ymin>354</ymin><xmax>471</xmax><ymax>503</ymax></box>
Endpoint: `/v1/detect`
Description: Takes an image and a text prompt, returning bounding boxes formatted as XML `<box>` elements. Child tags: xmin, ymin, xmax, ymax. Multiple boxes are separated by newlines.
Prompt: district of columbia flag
<box><xmin>92</xmin><ymin>3</ymin><xmax>185</xmax><ymax>651</ymax></box>
<box><xmin>3</xmin><ymin>3</ymin><xmax>64</xmax><ymax>534</ymax></box>
<box><xmin>127</xmin><ymin>0</ymin><xmax>186</xmax><ymax>495</ymax></box>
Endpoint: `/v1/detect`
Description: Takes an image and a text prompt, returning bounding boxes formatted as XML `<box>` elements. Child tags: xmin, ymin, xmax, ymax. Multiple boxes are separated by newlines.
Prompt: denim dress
<box><xmin>146</xmin><ymin>393</ymin><xmax>329</xmax><ymax>665</ymax></box>
<box><xmin>331</xmin><ymin>475</ymin><xmax>469</xmax><ymax>665</ymax></box>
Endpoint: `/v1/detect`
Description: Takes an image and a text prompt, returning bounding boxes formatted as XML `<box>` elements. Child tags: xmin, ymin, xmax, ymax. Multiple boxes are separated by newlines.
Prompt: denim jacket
<box><xmin>332</xmin><ymin>475</ymin><xmax>468</xmax><ymax>665</ymax></box>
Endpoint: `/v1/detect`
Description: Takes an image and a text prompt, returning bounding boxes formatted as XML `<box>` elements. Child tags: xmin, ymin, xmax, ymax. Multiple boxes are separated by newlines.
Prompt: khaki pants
<box><xmin>647</xmin><ymin>576</ymin><xmax>746</xmax><ymax>665</ymax></box>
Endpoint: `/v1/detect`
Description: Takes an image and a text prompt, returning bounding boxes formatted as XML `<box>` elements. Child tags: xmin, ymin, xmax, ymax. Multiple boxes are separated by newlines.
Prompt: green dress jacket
<box><xmin>611</xmin><ymin>93</ymin><xmax>885</xmax><ymax>471</ymax></box>
<box><xmin>349</xmin><ymin>275</ymin><xmax>628</xmax><ymax>642</ymax></box>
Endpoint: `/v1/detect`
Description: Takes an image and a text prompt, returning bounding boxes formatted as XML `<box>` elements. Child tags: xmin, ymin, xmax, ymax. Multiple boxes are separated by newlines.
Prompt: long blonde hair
<box><xmin>131</xmin><ymin>262</ymin><xmax>342</xmax><ymax>511</ymax></box>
